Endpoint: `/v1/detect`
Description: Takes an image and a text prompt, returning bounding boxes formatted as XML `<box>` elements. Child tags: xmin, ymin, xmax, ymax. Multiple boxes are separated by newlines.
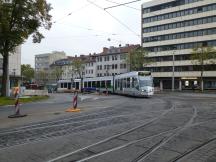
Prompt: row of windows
<box><xmin>97</xmin><ymin>64</ymin><xmax>127</xmax><ymax>70</ymax></box>
<box><xmin>143</xmin><ymin>28</ymin><xmax>216</xmax><ymax>43</ymax></box>
<box><xmin>143</xmin><ymin>16</ymin><xmax>216</xmax><ymax>33</ymax></box>
<box><xmin>85</xmin><ymin>62</ymin><xmax>94</xmax><ymax>67</ymax></box>
<box><xmin>97</xmin><ymin>73</ymin><xmax>118</xmax><ymax>77</ymax></box>
<box><xmin>85</xmin><ymin>70</ymin><xmax>93</xmax><ymax>74</ymax></box>
<box><xmin>146</xmin><ymin>40</ymin><xmax>216</xmax><ymax>52</ymax></box>
<box><xmin>143</xmin><ymin>0</ymin><xmax>202</xmax><ymax>13</ymax></box>
<box><xmin>149</xmin><ymin>54</ymin><xmax>191</xmax><ymax>62</ymax></box>
<box><xmin>96</xmin><ymin>54</ymin><xmax>125</xmax><ymax>62</ymax></box>
<box><xmin>146</xmin><ymin>65</ymin><xmax>216</xmax><ymax>72</ymax></box>
<box><xmin>143</xmin><ymin>4</ymin><xmax>216</xmax><ymax>23</ymax></box>
<box><xmin>115</xmin><ymin>77</ymin><xmax>138</xmax><ymax>90</ymax></box>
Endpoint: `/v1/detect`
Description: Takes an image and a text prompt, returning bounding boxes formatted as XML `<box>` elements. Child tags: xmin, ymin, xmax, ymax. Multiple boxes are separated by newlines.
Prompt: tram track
<box><xmin>0</xmin><ymin>98</ymin><xmax>165</xmax><ymax>135</ymax></box>
<box><xmin>171</xmin><ymin>137</ymin><xmax>216</xmax><ymax>162</ymax></box>
<box><xmin>0</xmin><ymin>101</ymin><xmax>168</xmax><ymax>151</ymax></box>
<box><xmin>46</xmin><ymin>104</ymin><xmax>202</xmax><ymax>162</ymax></box>
<box><xmin>132</xmin><ymin>106</ymin><xmax>197</xmax><ymax>162</ymax></box>
<box><xmin>46</xmin><ymin>104</ymin><xmax>175</xmax><ymax>162</ymax></box>
<box><xmin>0</xmin><ymin>114</ymin><xmax>137</xmax><ymax>150</ymax></box>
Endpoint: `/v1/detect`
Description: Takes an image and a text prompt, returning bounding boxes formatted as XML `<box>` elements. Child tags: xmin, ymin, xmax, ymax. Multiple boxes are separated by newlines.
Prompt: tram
<box><xmin>57</xmin><ymin>71</ymin><xmax>154</xmax><ymax>97</ymax></box>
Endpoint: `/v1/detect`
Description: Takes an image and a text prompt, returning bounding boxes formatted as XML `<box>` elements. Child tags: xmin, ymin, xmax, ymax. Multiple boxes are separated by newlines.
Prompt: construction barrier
<box><xmin>65</xmin><ymin>91</ymin><xmax>81</xmax><ymax>112</ymax></box>
<box><xmin>8</xmin><ymin>87</ymin><xmax>27</xmax><ymax>118</ymax></box>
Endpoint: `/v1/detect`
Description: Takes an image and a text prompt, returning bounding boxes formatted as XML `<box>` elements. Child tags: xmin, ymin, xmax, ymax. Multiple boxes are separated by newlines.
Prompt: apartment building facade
<box><xmin>35</xmin><ymin>51</ymin><xmax>66</xmax><ymax>84</ymax></box>
<box><xmin>95</xmin><ymin>45</ymin><xmax>139</xmax><ymax>77</ymax></box>
<box><xmin>142</xmin><ymin>0</ymin><xmax>216</xmax><ymax>90</ymax></box>
<box><xmin>0</xmin><ymin>46</ymin><xmax>21</xmax><ymax>88</ymax></box>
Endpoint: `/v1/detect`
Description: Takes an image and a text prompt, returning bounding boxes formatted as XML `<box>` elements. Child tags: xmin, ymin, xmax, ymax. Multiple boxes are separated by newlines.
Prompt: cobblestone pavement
<box><xmin>0</xmin><ymin>92</ymin><xmax>216</xmax><ymax>162</ymax></box>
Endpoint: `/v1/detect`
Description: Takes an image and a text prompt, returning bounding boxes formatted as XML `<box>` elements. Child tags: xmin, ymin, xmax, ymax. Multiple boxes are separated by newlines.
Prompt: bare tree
<box><xmin>71</xmin><ymin>58</ymin><xmax>85</xmax><ymax>92</ymax></box>
<box><xmin>51</xmin><ymin>66</ymin><xmax>63</xmax><ymax>82</ymax></box>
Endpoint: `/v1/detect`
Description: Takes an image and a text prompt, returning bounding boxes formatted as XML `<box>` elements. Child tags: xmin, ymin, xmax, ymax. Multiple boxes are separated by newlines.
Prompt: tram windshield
<box><xmin>139</xmin><ymin>79</ymin><xmax>153</xmax><ymax>87</ymax></box>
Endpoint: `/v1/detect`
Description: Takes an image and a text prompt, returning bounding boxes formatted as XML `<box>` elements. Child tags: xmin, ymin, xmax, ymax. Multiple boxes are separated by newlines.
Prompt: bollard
<box><xmin>8</xmin><ymin>87</ymin><xmax>27</xmax><ymax>118</ymax></box>
<box><xmin>66</xmin><ymin>91</ymin><xmax>81</xmax><ymax>112</ymax></box>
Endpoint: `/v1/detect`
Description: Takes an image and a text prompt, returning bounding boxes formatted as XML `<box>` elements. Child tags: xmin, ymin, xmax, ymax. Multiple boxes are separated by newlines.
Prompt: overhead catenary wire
<box><xmin>86</xmin><ymin>0</ymin><xmax>140</xmax><ymax>38</ymax></box>
<box><xmin>53</xmin><ymin>3</ymin><xmax>92</xmax><ymax>23</ymax></box>
<box><xmin>104</xmin><ymin>0</ymin><xmax>141</xmax><ymax>10</ymax></box>
<box><xmin>103</xmin><ymin>0</ymin><xmax>140</xmax><ymax>11</ymax></box>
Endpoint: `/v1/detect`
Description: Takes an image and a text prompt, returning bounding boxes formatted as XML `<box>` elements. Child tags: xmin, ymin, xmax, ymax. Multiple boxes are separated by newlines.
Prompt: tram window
<box><xmin>92</xmin><ymin>81</ymin><xmax>96</xmax><ymax>87</ymax></box>
<box><xmin>127</xmin><ymin>78</ymin><xmax>130</xmax><ymax>88</ymax></box>
<box><xmin>84</xmin><ymin>82</ymin><xmax>87</xmax><ymax>88</ymax></box>
<box><xmin>68</xmin><ymin>83</ymin><xmax>71</xmax><ymax>89</ymax></box>
<box><xmin>132</xmin><ymin>77</ymin><xmax>137</xmax><ymax>88</ymax></box>
<box><xmin>96</xmin><ymin>81</ymin><xmax>100</xmax><ymax>88</ymax></box>
<box><xmin>123</xmin><ymin>78</ymin><xmax>127</xmax><ymax>88</ymax></box>
<box><xmin>107</xmin><ymin>80</ymin><xmax>111</xmax><ymax>88</ymax></box>
<box><xmin>101</xmin><ymin>81</ymin><xmax>105</xmax><ymax>88</ymax></box>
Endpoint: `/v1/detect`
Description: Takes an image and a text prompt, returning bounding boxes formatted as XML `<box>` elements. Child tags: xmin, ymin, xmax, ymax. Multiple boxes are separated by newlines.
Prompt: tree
<box><xmin>191</xmin><ymin>45</ymin><xmax>216</xmax><ymax>91</ymax></box>
<box><xmin>71</xmin><ymin>58</ymin><xmax>85</xmax><ymax>92</ymax></box>
<box><xmin>126</xmin><ymin>47</ymin><xmax>150</xmax><ymax>71</ymax></box>
<box><xmin>51</xmin><ymin>66</ymin><xmax>63</xmax><ymax>81</ymax></box>
<box><xmin>21</xmin><ymin>64</ymin><xmax>34</xmax><ymax>82</ymax></box>
<box><xmin>0</xmin><ymin>0</ymin><xmax>52</xmax><ymax>96</ymax></box>
<box><xmin>36</xmin><ymin>70</ymin><xmax>48</xmax><ymax>86</ymax></box>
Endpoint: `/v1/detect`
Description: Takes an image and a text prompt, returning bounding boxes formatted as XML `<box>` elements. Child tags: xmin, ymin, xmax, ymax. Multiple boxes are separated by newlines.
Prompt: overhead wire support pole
<box><xmin>104</xmin><ymin>0</ymin><xmax>141</xmax><ymax>10</ymax></box>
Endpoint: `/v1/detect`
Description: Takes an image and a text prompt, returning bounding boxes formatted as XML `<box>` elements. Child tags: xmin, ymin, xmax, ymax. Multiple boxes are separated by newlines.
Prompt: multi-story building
<box><xmin>0</xmin><ymin>46</ymin><xmax>21</xmax><ymax>88</ymax></box>
<box><xmin>84</xmin><ymin>54</ymin><xmax>97</xmax><ymax>78</ymax></box>
<box><xmin>35</xmin><ymin>51</ymin><xmax>66</xmax><ymax>84</ymax></box>
<box><xmin>142</xmin><ymin>0</ymin><xmax>216</xmax><ymax>90</ymax></box>
<box><xmin>95</xmin><ymin>44</ymin><xmax>140</xmax><ymax>77</ymax></box>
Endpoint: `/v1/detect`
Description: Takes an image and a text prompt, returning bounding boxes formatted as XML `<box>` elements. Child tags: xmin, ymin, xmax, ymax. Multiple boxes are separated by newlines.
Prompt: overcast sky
<box><xmin>22</xmin><ymin>0</ymin><xmax>151</xmax><ymax>66</ymax></box>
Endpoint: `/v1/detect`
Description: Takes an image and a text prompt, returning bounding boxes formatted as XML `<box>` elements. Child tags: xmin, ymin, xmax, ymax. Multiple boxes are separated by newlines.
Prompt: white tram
<box><xmin>114</xmin><ymin>71</ymin><xmax>154</xmax><ymax>97</ymax></box>
<box><xmin>57</xmin><ymin>71</ymin><xmax>154</xmax><ymax>97</ymax></box>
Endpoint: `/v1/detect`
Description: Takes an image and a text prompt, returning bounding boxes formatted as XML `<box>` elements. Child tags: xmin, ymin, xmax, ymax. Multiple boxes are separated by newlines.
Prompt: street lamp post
<box><xmin>172</xmin><ymin>49</ymin><xmax>176</xmax><ymax>92</ymax></box>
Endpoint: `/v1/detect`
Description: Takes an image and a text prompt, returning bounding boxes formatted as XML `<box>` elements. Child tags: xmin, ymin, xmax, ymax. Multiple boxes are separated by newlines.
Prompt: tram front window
<box><xmin>139</xmin><ymin>79</ymin><xmax>152</xmax><ymax>87</ymax></box>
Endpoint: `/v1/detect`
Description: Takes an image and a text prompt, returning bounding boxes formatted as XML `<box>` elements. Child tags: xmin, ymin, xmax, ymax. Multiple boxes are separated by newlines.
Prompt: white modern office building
<box><xmin>142</xmin><ymin>0</ymin><xmax>216</xmax><ymax>90</ymax></box>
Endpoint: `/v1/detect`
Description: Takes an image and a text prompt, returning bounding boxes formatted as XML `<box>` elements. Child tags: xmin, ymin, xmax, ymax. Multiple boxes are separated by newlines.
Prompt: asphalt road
<box><xmin>0</xmin><ymin>92</ymin><xmax>216</xmax><ymax>162</ymax></box>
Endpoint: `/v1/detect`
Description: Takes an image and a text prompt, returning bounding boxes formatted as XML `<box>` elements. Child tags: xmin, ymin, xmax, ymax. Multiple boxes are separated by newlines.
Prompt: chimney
<box><xmin>103</xmin><ymin>47</ymin><xmax>108</xmax><ymax>53</ymax></box>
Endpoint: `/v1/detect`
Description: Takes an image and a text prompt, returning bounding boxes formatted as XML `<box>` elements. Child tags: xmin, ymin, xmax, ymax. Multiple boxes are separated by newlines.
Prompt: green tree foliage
<box><xmin>191</xmin><ymin>45</ymin><xmax>216</xmax><ymax>91</ymax></box>
<box><xmin>21</xmin><ymin>64</ymin><xmax>34</xmax><ymax>82</ymax></box>
<box><xmin>0</xmin><ymin>0</ymin><xmax>52</xmax><ymax>96</ymax></box>
<box><xmin>126</xmin><ymin>47</ymin><xmax>150</xmax><ymax>71</ymax></box>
